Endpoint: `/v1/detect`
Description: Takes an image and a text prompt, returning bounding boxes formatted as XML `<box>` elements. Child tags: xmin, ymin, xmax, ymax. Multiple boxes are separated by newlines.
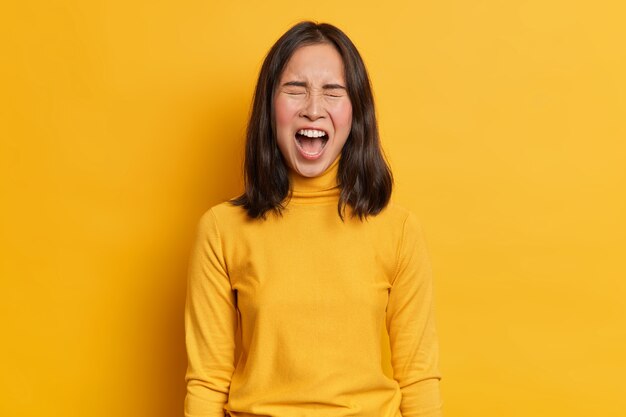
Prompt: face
<box><xmin>274</xmin><ymin>43</ymin><xmax>353</xmax><ymax>177</ymax></box>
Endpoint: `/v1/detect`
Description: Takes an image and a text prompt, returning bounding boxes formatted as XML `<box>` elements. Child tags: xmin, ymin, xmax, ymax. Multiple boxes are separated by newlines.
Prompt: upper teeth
<box><xmin>298</xmin><ymin>129</ymin><xmax>326</xmax><ymax>138</ymax></box>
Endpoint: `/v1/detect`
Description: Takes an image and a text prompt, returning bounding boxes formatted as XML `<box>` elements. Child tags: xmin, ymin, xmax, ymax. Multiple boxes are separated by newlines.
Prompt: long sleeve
<box><xmin>386</xmin><ymin>211</ymin><xmax>443</xmax><ymax>417</ymax></box>
<box><xmin>184</xmin><ymin>208</ymin><xmax>237</xmax><ymax>417</ymax></box>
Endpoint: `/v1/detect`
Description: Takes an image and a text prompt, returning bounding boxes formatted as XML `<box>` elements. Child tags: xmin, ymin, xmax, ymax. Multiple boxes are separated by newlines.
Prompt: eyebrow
<box><xmin>281</xmin><ymin>81</ymin><xmax>347</xmax><ymax>90</ymax></box>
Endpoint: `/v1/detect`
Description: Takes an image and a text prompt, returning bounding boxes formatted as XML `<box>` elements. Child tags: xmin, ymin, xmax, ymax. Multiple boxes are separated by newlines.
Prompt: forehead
<box><xmin>280</xmin><ymin>43</ymin><xmax>345</xmax><ymax>82</ymax></box>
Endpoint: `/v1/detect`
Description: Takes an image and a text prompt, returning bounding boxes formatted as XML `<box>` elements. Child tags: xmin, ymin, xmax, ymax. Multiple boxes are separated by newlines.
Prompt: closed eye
<box><xmin>284</xmin><ymin>89</ymin><xmax>306</xmax><ymax>96</ymax></box>
<box><xmin>324</xmin><ymin>85</ymin><xmax>347</xmax><ymax>98</ymax></box>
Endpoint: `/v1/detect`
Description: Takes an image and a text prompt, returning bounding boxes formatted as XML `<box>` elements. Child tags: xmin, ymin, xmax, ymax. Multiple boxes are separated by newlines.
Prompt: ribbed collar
<box><xmin>287</xmin><ymin>154</ymin><xmax>341</xmax><ymax>204</ymax></box>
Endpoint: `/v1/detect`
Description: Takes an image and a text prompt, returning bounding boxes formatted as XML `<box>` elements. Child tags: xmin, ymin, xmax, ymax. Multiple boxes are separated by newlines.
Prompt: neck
<box><xmin>287</xmin><ymin>154</ymin><xmax>341</xmax><ymax>204</ymax></box>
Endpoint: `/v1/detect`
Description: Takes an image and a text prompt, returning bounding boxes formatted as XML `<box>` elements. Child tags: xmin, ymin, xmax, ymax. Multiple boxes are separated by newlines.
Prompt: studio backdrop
<box><xmin>1</xmin><ymin>1</ymin><xmax>625</xmax><ymax>416</ymax></box>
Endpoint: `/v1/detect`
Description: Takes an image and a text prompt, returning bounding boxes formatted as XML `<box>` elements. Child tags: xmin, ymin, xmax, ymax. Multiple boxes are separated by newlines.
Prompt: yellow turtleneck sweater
<box><xmin>184</xmin><ymin>154</ymin><xmax>443</xmax><ymax>417</ymax></box>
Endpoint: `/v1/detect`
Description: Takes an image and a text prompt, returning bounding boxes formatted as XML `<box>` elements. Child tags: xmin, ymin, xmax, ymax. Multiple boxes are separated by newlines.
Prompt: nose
<box><xmin>300</xmin><ymin>92</ymin><xmax>325</xmax><ymax>120</ymax></box>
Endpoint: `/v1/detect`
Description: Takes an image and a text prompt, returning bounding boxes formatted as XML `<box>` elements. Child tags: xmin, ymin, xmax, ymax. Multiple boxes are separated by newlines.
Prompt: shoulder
<box><xmin>208</xmin><ymin>199</ymin><xmax>248</xmax><ymax>221</ymax></box>
<box><xmin>375</xmin><ymin>200</ymin><xmax>423</xmax><ymax>229</ymax></box>
<box><xmin>195</xmin><ymin>199</ymin><xmax>252</xmax><ymax>236</ymax></box>
<box><xmin>374</xmin><ymin>200</ymin><xmax>430</xmax><ymax>249</ymax></box>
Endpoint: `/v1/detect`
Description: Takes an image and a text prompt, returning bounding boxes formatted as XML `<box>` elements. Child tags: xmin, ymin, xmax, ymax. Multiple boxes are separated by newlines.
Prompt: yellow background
<box><xmin>1</xmin><ymin>1</ymin><xmax>625</xmax><ymax>416</ymax></box>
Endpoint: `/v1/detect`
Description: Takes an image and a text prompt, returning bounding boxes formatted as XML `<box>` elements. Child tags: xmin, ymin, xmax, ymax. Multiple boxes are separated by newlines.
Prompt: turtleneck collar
<box><xmin>287</xmin><ymin>154</ymin><xmax>341</xmax><ymax>204</ymax></box>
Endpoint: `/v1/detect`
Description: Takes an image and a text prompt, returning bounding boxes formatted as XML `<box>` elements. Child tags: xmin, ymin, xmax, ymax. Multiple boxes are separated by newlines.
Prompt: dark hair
<box><xmin>230</xmin><ymin>21</ymin><xmax>393</xmax><ymax>221</ymax></box>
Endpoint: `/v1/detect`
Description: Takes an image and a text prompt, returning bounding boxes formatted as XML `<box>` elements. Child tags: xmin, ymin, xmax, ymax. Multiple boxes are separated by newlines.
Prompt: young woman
<box><xmin>185</xmin><ymin>21</ymin><xmax>443</xmax><ymax>417</ymax></box>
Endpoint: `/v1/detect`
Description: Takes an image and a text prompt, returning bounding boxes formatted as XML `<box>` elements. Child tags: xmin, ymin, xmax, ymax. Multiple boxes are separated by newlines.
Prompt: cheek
<box><xmin>333</xmin><ymin>101</ymin><xmax>353</xmax><ymax>134</ymax></box>
<box><xmin>274</xmin><ymin>95</ymin><xmax>297</xmax><ymax>130</ymax></box>
<box><xmin>274</xmin><ymin>96</ymin><xmax>297</xmax><ymax>156</ymax></box>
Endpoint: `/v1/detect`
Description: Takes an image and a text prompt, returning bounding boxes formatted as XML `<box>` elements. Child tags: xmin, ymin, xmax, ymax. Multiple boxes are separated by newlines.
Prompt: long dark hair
<box><xmin>230</xmin><ymin>21</ymin><xmax>393</xmax><ymax>221</ymax></box>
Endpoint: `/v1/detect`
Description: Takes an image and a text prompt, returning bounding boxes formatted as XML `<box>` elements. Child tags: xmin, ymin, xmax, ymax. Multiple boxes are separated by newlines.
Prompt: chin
<box><xmin>292</xmin><ymin>155</ymin><xmax>331</xmax><ymax>177</ymax></box>
<box><xmin>295</xmin><ymin>165</ymin><xmax>324</xmax><ymax>178</ymax></box>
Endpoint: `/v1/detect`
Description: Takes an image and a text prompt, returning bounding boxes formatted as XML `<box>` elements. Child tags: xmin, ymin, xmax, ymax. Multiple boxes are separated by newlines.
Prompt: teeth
<box><xmin>297</xmin><ymin>129</ymin><xmax>327</xmax><ymax>138</ymax></box>
<box><xmin>295</xmin><ymin>135</ymin><xmax>328</xmax><ymax>156</ymax></box>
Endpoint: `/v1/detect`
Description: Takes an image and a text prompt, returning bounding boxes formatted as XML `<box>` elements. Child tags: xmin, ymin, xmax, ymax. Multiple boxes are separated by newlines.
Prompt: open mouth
<box><xmin>295</xmin><ymin>129</ymin><xmax>329</xmax><ymax>158</ymax></box>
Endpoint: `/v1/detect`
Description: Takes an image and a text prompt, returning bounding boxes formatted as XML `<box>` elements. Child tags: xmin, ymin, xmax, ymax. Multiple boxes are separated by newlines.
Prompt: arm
<box><xmin>184</xmin><ymin>208</ymin><xmax>237</xmax><ymax>417</ymax></box>
<box><xmin>386</xmin><ymin>211</ymin><xmax>443</xmax><ymax>417</ymax></box>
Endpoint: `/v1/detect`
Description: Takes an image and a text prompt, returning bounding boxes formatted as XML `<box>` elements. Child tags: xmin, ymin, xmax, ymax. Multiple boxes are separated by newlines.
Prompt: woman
<box><xmin>185</xmin><ymin>21</ymin><xmax>443</xmax><ymax>417</ymax></box>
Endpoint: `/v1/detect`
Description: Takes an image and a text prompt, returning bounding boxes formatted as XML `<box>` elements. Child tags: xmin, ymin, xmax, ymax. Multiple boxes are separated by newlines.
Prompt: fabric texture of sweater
<box><xmin>184</xmin><ymin>154</ymin><xmax>443</xmax><ymax>417</ymax></box>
